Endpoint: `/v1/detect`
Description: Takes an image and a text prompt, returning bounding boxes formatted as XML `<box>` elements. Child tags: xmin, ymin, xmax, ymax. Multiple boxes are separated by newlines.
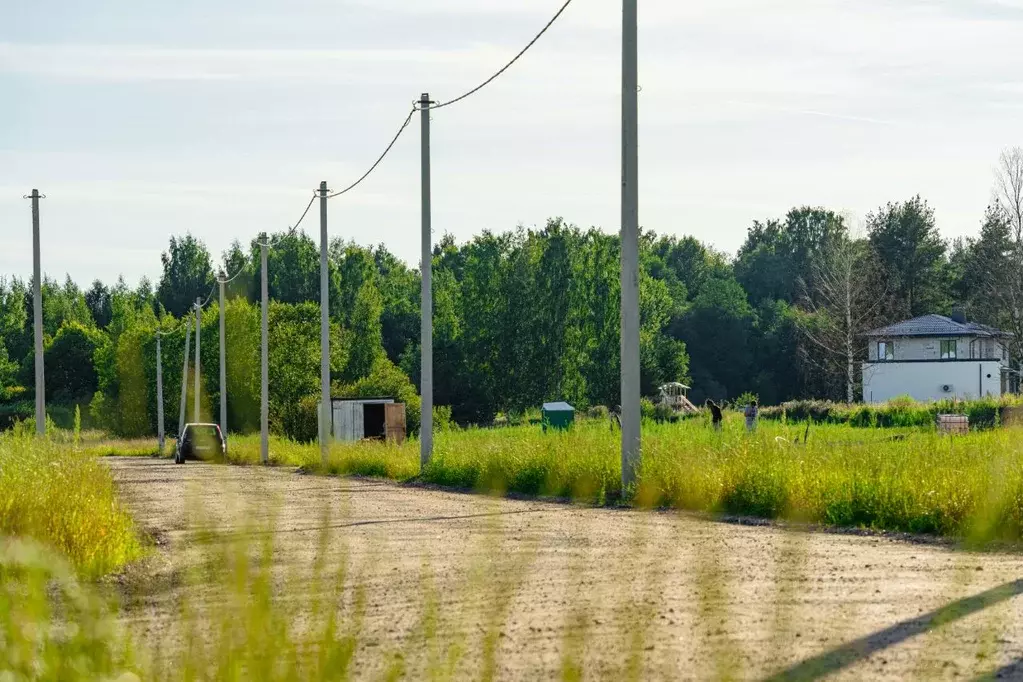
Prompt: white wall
<box><xmin>862</xmin><ymin>361</ymin><xmax>1003</xmax><ymax>403</ymax></box>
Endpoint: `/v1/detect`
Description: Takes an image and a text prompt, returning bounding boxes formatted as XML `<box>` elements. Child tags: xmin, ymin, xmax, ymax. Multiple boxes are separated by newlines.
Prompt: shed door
<box><xmin>384</xmin><ymin>403</ymin><xmax>406</xmax><ymax>444</ymax></box>
<box><xmin>337</xmin><ymin>402</ymin><xmax>364</xmax><ymax>442</ymax></box>
<box><xmin>331</xmin><ymin>402</ymin><xmax>343</xmax><ymax>439</ymax></box>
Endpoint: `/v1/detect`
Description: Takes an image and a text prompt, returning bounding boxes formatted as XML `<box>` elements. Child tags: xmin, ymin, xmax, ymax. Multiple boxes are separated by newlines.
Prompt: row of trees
<box><xmin>1</xmin><ymin>148</ymin><xmax>1020</xmax><ymax>433</ymax></box>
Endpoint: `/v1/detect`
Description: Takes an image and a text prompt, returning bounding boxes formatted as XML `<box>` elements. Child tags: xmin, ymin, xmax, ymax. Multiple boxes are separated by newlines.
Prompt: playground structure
<box><xmin>657</xmin><ymin>383</ymin><xmax>700</xmax><ymax>415</ymax></box>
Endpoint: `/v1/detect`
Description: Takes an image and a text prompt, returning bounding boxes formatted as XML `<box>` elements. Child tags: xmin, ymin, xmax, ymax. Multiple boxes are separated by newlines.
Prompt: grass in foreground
<box><xmin>1</xmin><ymin>467</ymin><xmax>1018</xmax><ymax>681</ymax></box>
<box><xmin>3</xmin><ymin>437</ymin><xmax>1023</xmax><ymax>679</ymax></box>
<box><xmin>0</xmin><ymin>429</ymin><xmax>142</xmax><ymax>577</ymax></box>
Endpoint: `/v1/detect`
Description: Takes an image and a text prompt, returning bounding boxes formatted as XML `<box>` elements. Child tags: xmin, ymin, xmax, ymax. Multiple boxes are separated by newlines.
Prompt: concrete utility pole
<box><xmin>178</xmin><ymin>318</ymin><xmax>192</xmax><ymax>440</ymax></box>
<box><xmin>319</xmin><ymin>180</ymin><xmax>330</xmax><ymax>465</ymax></box>
<box><xmin>620</xmin><ymin>0</ymin><xmax>641</xmax><ymax>488</ymax></box>
<box><xmin>420</xmin><ymin>93</ymin><xmax>434</xmax><ymax>469</ymax></box>
<box><xmin>260</xmin><ymin>234</ymin><xmax>269</xmax><ymax>465</ymax></box>
<box><xmin>29</xmin><ymin>189</ymin><xmax>45</xmax><ymax>435</ymax></box>
<box><xmin>218</xmin><ymin>273</ymin><xmax>227</xmax><ymax>439</ymax></box>
<box><xmin>156</xmin><ymin>333</ymin><xmax>164</xmax><ymax>453</ymax></box>
<box><xmin>194</xmin><ymin>297</ymin><xmax>201</xmax><ymax>422</ymax></box>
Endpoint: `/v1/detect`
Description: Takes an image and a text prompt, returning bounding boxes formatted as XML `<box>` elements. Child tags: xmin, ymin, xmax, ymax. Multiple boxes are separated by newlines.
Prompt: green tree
<box><xmin>37</xmin><ymin>276</ymin><xmax>92</xmax><ymax>337</ymax></box>
<box><xmin>263</xmin><ymin>232</ymin><xmax>321</xmax><ymax>304</ymax></box>
<box><xmin>157</xmin><ymin>234</ymin><xmax>215</xmax><ymax>317</ymax></box>
<box><xmin>0</xmin><ymin>277</ymin><xmax>29</xmax><ymax>366</ymax></box>
<box><xmin>221</xmin><ymin>239</ymin><xmax>254</xmax><ymax>301</ymax></box>
<box><xmin>679</xmin><ymin>277</ymin><xmax>754</xmax><ymax>402</ymax></box>
<box><xmin>374</xmin><ymin>246</ymin><xmax>420</xmax><ymax>365</ymax></box>
<box><xmin>331</xmin><ymin>242</ymin><xmax>377</xmax><ymax>326</ymax></box>
<box><xmin>0</xmin><ymin>340</ymin><xmax>19</xmax><ymax>401</ymax></box>
<box><xmin>85</xmin><ymin>280</ymin><xmax>112</xmax><ymax>328</ymax></box>
<box><xmin>45</xmin><ymin>322</ymin><xmax>104</xmax><ymax>404</ymax></box>
<box><xmin>345</xmin><ymin>281</ymin><xmax>385</xmax><ymax>381</ymax></box>
<box><xmin>867</xmin><ymin>196</ymin><xmax>949</xmax><ymax>317</ymax></box>
<box><xmin>950</xmin><ymin>206</ymin><xmax>1013</xmax><ymax>325</ymax></box>
<box><xmin>735</xmin><ymin>207</ymin><xmax>847</xmax><ymax>304</ymax></box>
<box><xmin>578</xmin><ymin>230</ymin><xmax>621</xmax><ymax>409</ymax></box>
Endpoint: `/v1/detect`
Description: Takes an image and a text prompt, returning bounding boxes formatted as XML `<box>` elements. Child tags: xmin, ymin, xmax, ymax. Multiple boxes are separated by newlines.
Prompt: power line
<box><xmin>121</xmin><ymin>0</ymin><xmax>575</xmax><ymax>335</ymax></box>
<box><xmin>327</xmin><ymin>107</ymin><xmax>417</xmax><ymax>199</ymax></box>
<box><xmin>323</xmin><ymin>0</ymin><xmax>574</xmax><ymax>201</ymax></box>
<box><xmin>278</xmin><ymin>190</ymin><xmax>319</xmax><ymax>240</ymax></box>
<box><xmin>156</xmin><ymin>316</ymin><xmax>190</xmax><ymax>337</ymax></box>
<box><xmin>431</xmin><ymin>0</ymin><xmax>574</xmax><ymax>111</ymax></box>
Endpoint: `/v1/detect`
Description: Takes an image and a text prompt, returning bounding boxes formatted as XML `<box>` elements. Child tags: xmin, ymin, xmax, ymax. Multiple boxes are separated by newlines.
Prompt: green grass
<box><xmin>97</xmin><ymin>416</ymin><xmax>1023</xmax><ymax>543</ymax></box>
<box><xmin>5</xmin><ymin>431</ymin><xmax>1023</xmax><ymax>679</ymax></box>
<box><xmin>0</xmin><ymin>429</ymin><xmax>143</xmax><ymax>577</ymax></box>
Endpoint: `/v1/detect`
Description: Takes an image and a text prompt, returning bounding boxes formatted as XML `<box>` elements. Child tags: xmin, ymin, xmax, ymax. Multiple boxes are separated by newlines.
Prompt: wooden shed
<box><xmin>327</xmin><ymin>397</ymin><xmax>406</xmax><ymax>444</ymax></box>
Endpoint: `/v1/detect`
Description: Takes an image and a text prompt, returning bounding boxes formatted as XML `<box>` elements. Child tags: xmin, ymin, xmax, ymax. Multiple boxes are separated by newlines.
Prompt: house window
<box><xmin>940</xmin><ymin>340</ymin><xmax>957</xmax><ymax>360</ymax></box>
<box><xmin>878</xmin><ymin>341</ymin><xmax>894</xmax><ymax>361</ymax></box>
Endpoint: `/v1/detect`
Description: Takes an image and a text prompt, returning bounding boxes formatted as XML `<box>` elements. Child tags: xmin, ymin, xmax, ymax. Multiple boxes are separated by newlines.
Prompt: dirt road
<box><xmin>108</xmin><ymin>457</ymin><xmax>1023</xmax><ymax>680</ymax></box>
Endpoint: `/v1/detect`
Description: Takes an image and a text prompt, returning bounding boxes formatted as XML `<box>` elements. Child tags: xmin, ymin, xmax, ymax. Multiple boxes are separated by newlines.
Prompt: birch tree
<box><xmin>993</xmin><ymin>147</ymin><xmax>1023</xmax><ymax>378</ymax></box>
<box><xmin>799</xmin><ymin>238</ymin><xmax>887</xmax><ymax>403</ymax></box>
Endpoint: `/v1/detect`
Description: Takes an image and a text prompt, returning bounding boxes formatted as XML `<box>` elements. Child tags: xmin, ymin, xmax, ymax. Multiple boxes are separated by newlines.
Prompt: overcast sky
<box><xmin>2</xmin><ymin>0</ymin><xmax>1021</xmax><ymax>287</ymax></box>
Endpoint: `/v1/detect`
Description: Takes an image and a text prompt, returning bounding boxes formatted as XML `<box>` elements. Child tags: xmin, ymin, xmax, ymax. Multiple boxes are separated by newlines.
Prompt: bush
<box><xmin>332</xmin><ymin>357</ymin><xmax>422</xmax><ymax>435</ymax></box>
<box><xmin>434</xmin><ymin>405</ymin><xmax>455</xmax><ymax>432</ymax></box>
<box><xmin>280</xmin><ymin>395</ymin><xmax>320</xmax><ymax>443</ymax></box>
<box><xmin>759</xmin><ymin>395</ymin><xmax>1023</xmax><ymax>431</ymax></box>
<box><xmin>640</xmin><ymin>398</ymin><xmax>657</xmax><ymax>421</ymax></box>
<box><xmin>0</xmin><ymin>400</ymin><xmax>32</xmax><ymax>431</ymax></box>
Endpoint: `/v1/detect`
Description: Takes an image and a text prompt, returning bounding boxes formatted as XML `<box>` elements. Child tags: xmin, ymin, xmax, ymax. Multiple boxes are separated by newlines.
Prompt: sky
<box><xmin>1</xmin><ymin>0</ymin><xmax>1022</xmax><ymax>288</ymax></box>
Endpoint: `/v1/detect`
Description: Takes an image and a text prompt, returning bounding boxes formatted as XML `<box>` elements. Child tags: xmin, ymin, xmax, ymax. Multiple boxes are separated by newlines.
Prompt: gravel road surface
<box><xmin>108</xmin><ymin>457</ymin><xmax>1023</xmax><ymax>680</ymax></box>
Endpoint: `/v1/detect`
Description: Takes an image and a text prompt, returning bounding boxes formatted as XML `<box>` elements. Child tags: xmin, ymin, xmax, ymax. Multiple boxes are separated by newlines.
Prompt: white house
<box><xmin>862</xmin><ymin>313</ymin><xmax>1012</xmax><ymax>403</ymax></box>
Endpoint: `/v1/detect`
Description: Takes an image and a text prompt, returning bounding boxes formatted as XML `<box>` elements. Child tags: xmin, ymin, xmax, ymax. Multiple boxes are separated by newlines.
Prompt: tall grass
<box><xmin>0</xmin><ymin>428</ymin><xmax>142</xmax><ymax>576</ymax></box>
<box><xmin>100</xmin><ymin>417</ymin><xmax>1023</xmax><ymax>542</ymax></box>
<box><xmin>5</xmin><ymin>437</ymin><xmax>1023</xmax><ymax>679</ymax></box>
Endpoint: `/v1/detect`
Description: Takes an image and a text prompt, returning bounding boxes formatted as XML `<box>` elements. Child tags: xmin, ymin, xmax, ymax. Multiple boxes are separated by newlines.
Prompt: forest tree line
<box><xmin>1</xmin><ymin>148</ymin><xmax>1021</xmax><ymax>435</ymax></box>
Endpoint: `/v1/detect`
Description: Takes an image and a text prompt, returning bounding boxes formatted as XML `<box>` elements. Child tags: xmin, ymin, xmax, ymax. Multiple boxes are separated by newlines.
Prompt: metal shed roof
<box><xmin>865</xmin><ymin>314</ymin><xmax>1010</xmax><ymax>338</ymax></box>
<box><xmin>330</xmin><ymin>396</ymin><xmax>395</xmax><ymax>402</ymax></box>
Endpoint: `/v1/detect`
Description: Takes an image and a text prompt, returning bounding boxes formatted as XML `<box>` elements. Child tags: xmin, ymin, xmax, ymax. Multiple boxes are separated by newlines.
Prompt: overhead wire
<box><xmin>155</xmin><ymin>317</ymin><xmax>190</xmax><ymax>337</ymax></box>
<box><xmin>275</xmin><ymin>190</ymin><xmax>319</xmax><ymax>242</ymax></box>
<box><xmin>157</xmin><ymin>0</ymin><xmax>575</xmax><ymax>330</ymax></box>
<box><xmin>323</xmin><ymin>0</ymin><xmax>574</xmax><ymax>200</ymax></box>
<box><xmin>326</xmin><ymin>107</ymin><xmax>417</xmax><ymax>199</ymax></box>
<box><xmin>430</xmin><ymin>0</ymin><xmax>574</xmax><ymax>111</ymax></box>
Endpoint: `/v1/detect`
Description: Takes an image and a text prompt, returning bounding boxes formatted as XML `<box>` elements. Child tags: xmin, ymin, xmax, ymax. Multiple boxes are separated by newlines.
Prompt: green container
<box><xmin>541</xmin><ymin>402</ymin><xmax>575</xmax><ymax>432</ymax></box>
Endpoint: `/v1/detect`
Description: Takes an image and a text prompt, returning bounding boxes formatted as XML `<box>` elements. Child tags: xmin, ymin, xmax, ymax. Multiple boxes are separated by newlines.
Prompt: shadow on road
<box><xmin>202</xmin><ymin>509</ymin><xmax>548</xmax><ymax>538</ymax></box>
<box><xmin>761</xmin><ymin>578</ymin><xmax>1023</xmax><ymax>681</ymax></box>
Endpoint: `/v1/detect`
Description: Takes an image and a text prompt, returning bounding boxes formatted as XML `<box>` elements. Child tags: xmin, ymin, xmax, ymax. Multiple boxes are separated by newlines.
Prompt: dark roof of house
<box><xmin>865</xmin><ymin>314</ymin><xmax>1009</xmax><ymax>338</ymax></box>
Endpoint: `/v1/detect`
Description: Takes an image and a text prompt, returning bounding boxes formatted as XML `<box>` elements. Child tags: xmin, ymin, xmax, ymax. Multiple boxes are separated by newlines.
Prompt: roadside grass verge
<box><xmin>2</xmin><ymin>467</ymin><xmax>1016</xmax><ymax>680</ymax></box>
<box><xmin>99</xmin><ymin>417</ymin><xmax>1023</xmax><ymax>542</ymax></box>
<box><xmin>0</xmin><ymin>430</ymin><xmax>143</xmax><ymax>577</ymax></box>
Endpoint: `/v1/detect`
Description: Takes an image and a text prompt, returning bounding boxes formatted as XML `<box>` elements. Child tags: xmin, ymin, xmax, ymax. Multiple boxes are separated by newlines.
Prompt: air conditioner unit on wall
<box><xmin>941</xmin><ymin>384</ymin><xmax>954</xmax><ymax>393</ymax></box>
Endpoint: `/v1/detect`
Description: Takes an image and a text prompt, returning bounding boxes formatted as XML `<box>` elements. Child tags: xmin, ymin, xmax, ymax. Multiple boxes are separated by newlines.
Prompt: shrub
<box><xmin>0</xmin><ymin>400</ymin><xmax>32</xmax><ymax>431</ymax></box>
<box><xmin>434</xmin><ymin>405</ymin><xmax>455</xmax><ymax>432</ymax></box>
<box><xmin>333</xmin><ymin>358</ymin><xmax>422</xmax><ymax>435</ymax></box>
<box><xmin>280</xmin><ymin>394</ymin><xmax>320</xmax><ymax>443</ymax></box>
<box><xmin>759</xmin><ymin>395</ymin><xmax>1023</xmax><ymax>432</ymax></box>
